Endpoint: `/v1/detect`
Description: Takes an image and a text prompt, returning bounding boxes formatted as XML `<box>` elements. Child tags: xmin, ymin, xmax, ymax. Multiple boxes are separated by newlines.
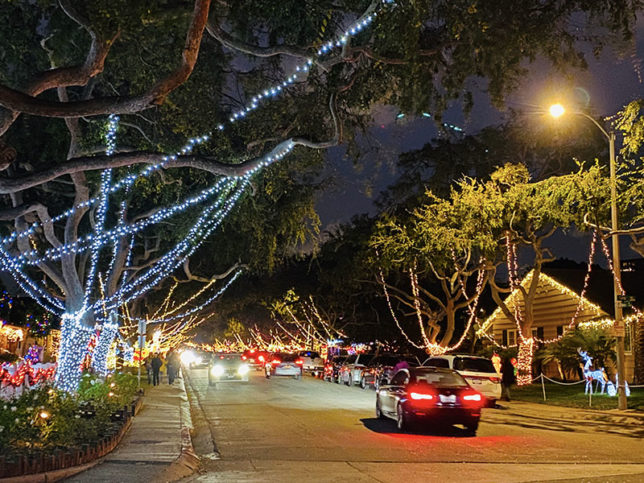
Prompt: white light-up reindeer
<box><xmin>578</xmin><ymin>349</ymin><xmax>607</xmax><ymax>394</ymax></box>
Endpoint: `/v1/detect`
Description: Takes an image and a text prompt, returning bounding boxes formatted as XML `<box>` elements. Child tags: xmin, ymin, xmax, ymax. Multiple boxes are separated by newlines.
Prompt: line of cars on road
<box><xmin>323</xmin><ymin>352</ymin><xmax>502</xmax><ymax>435</ymax></box>
<box><xmin>188</xmin><ymin>346</ymin><xmax>499</xmax><ymax>435</ymax></box>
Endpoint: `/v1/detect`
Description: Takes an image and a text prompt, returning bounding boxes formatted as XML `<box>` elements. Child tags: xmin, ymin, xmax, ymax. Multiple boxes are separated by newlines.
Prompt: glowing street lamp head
<box><xmin>549</xmin><ymin>103</ymin><xmax>565</xmax><ymax>118</ymax></box>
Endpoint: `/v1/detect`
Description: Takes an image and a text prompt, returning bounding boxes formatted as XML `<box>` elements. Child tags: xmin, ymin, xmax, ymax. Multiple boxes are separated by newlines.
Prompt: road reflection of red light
<box><xmin>382</xmin><ymin>433</ymin><xmax>522</xmax><ymax>446</ymax></box>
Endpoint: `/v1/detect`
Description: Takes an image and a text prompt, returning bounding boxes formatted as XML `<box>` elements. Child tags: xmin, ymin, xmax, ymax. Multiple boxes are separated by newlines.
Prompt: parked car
<box><xmin>422</xmin><ymin>355</ymin><xmax>501</xmax><ymax>406</ymax></box>
<box><xmin>297</xmin><ymin>350</ymin><xmax>324</xmax><ymax>376</ymax></box>
<box><xmin>339</xmin><ymin>353</ymin><xmax>376</xmax><ymax>386</ymax></box>
<box><xmin>376</xmin><ymin>367</ymin><xmax>484</xmax><ymax>434</ymax></box>
<box><xmin>324</xmin><ymin>355</ymin><xmax>347</xmax><ymax>383</ymax></box>
<box><xmin>359</xmin><ymin>354</ymin><xmax>419</xmax><ymax>390</ymax></box>
<box><xmin>208</xmin><ymin>353</ymin><xmax>250</xmax><ymax>385</ymax></box>
<box><xmin>265</xmin><ymin>352</ymin><xmax>303</xmax><ymax>379</ymax></box>
<box><xmin>241</xmin><ymin>349</ymin><xmax>270</xmax><ymax>370</ymax></box>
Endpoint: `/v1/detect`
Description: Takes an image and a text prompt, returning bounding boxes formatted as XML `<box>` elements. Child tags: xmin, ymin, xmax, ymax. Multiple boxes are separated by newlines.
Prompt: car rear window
<box><xmin>424</xmin><ymin>358</ymin><xmax>449</xmax><ymax>368</ymax></box>
<box><xmin>454</xmin><ymin>357</ymin><xmax>496</xmax><ymax>373</ymax></box>
<box><xmin>299</xmin><ymin>351</ymin><xmax>320</xmax><ymax>358</ymax></box>
<box><xmin>357</xmin><ymin>354</ymin><xmax>375</xmax><ymax>365</ymax></box>
<box><xmin>275</xmin><ymin>353</ymin><xmax>298</xmax><ymax>362</ymax></box>
<box><xmin>414</xmin><ymin>369</ymin><xmax>468</xmax><ymax>387</ymax></box>
<box><xmin>376</xmin><ymin>356</ymin><xmax>399</xmax><ymax>366</ymax></box>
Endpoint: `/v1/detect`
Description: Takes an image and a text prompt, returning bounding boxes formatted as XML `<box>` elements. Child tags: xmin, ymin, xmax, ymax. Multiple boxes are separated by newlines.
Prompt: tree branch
<box><xmin>0</xmin><ymin>93</ymin><xmax>339</xmax><ymax>193</ymax></box>
<box><xmin>0</xmin><ymin>0</ymin><xmax>119</xmax><ymax>136</ymax></box>
<box><xmin>0</xmin><ymin>0</ymin><xmax>211</xmax><ymax>121</ymax></box>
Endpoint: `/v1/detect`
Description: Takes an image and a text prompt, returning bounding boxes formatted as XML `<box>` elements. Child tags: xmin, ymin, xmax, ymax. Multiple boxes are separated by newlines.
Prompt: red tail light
<box><xmin>219</xmin><ymin>355</ymin><xmax>224</xmax><ymax>359</ymax></box>
<box><xmin>271</xmin><ymin>359</ymin><xmax>281</xmax><ymax>365</ymax></box>
<box><xmin>242</xmin><ymin>355</ymin><xmax>247</xmax><ymax>360</ymax></box>
<box><xmin>258</xmin><ymin>355</ymin><xmax>265</xmax><ymax>362</ymax></box>
<box><xmin>296</xmin><ymin>359</ymin><xmax>304</xmax><ymax>365</ymax></box>
<box><xmin>461</xmin><ymin>391</ymin><xmax>484</xmax><ymax>408</ymax></box>
<box><xmin>489</xmin><ymin>376</ymin><xmax>500</xmax><ymax>383</ymax></box>
<box><xmin>410</xmin><ymin>392</ymin><xmax>434</xmax><ymax>401</ymax></box>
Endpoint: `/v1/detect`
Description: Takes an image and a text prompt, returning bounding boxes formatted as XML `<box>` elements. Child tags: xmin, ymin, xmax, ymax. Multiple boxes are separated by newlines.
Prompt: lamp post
<box><xmin>549</xmin><ymin>104</ymin><xmax>627</xmax><ymax>410</ymax></box>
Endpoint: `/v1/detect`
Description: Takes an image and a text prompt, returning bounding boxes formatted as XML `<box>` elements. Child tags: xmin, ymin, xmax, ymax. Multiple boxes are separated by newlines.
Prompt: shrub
<box><xmin>0</xmin><ymin>371</ymin><xmax>140</xmax><ymax>453</ymax></box>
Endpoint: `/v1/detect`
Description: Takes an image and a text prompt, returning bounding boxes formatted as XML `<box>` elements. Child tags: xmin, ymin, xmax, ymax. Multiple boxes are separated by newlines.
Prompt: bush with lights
<box><xmin>0</xmin><ymin>372</ymin><xmax>139</xmax><ymax>454</ymax></box>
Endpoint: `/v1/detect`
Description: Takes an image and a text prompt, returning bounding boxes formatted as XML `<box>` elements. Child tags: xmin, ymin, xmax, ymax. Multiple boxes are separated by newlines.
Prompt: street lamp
<box><xmin>549</xmin><ymin>103</ymin><xmax>627</xmax><ymax>410</ymax></box>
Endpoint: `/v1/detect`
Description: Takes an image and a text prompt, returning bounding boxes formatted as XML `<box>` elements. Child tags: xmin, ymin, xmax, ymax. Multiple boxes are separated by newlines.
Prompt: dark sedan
<box><xmin>376</xmin><ymin>367</ymin><xmax>483</xmax><ymax>435</ymax></box>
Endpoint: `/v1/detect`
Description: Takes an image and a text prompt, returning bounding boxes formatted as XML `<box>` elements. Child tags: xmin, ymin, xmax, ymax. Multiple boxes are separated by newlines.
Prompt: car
<box><xmin>297</xmin><ymin>350</ymin><xmax>324</xmax><ymax>376</ymax></box>
<box><xmin>241</xmin><ymin>349</ymin><xmax>270</xmax><ymax>370</ymax></box>
<box><xmin>208</xmin><ymin>353</ymin><xmax>250</xmax><ymax>385</ymax></box>
<box><xmin>339</xmin><ymin>353</ymin><xmax>376</xmax><ymax>386</ymax></box>
<box><xmin>323</xmin><ymin>355</ymin><xmax>347</xmax><ymax>382</ymax></box>
<box><xmin>359</xmin><ymin>354</ymin><xmax>418</xmax><ymax>390</ymax></box>
<box><xmin>376</xmin><ymin>367</ymin><xmax>484</xmax><ymax>434</ymax></box>
<box><xmin>422</xmin><ymin>354</ymin><xmax>501</xmax><ymax>406</ymax></box>
<box><xmin>361</xmin><ymin>354</ymin><xmax>422</xmax><ymax>390</ymax></box>
<box><xmin>265</xmin><ymin>352</ymin><xmax>303</xmax><ymax>379</ymax></box>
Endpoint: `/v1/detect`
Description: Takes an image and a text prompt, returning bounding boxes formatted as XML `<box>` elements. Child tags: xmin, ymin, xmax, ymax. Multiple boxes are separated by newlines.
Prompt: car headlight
<box><xmin>238</xmin><ymin>364</ymin><xmax>250</xmax><ymax>375</ymax></box>
<box><xmin>211</xmin><ymin>365</ymin><xmax>225</xmax><ymax>377</ymax></box>
<box><xmin>181</xmin><ymin>350</ymin><xmax>196</xmax><ymax>365</ymax></box>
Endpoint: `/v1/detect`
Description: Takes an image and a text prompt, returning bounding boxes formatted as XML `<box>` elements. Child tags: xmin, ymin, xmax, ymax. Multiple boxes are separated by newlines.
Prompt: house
<box><xmin>477</xmin><ymin>263</ymin><xmax>643</xmax><ymax>383</ymax></box>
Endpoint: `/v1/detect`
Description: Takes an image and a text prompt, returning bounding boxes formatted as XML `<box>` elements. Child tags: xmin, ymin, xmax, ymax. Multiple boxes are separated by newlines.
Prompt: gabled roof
<box><xmin>479</xmin><ymin>269</ymin><xmax>607</xmax><ymax>332</ymax></box>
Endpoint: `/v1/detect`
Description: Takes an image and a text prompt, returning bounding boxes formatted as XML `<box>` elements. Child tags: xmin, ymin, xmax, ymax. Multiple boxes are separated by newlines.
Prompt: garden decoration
<box><xmin>606</xmin><ymin>375</ymin><xmax>630</xmax><ymax>397</ymax></box>
<box><xmin>578</xmin><ymin>348</ymin><xmax>608</xmax><ymax>394</ymax></box>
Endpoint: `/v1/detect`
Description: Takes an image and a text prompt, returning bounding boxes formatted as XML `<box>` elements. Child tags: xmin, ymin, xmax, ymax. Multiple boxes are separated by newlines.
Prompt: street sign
<box><xmin>617</xmin><ymin>295</ymin><xmax>635</xmax><ymax>308</ymax></box>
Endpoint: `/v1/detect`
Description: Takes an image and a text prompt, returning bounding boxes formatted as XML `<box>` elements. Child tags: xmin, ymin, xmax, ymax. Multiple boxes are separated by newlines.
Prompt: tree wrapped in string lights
<box><xmin>0</xmin><ymin>1</ymin><xmax>638</xmax><ymax>392</ymax></box>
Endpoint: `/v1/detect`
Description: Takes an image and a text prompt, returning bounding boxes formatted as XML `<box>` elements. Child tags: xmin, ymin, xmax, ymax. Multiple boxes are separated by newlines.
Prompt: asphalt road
<box><xmin>183</xmin><ymin>368</ymin><xmax>644</xmax><ymax>482</ymax></box>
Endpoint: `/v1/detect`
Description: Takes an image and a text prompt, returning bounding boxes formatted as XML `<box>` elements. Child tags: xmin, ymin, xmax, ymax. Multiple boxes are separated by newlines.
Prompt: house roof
<box><xmin>479</xmin><ymin>269</ymin><xmax>608</xmax><ymax>332</ymax></box>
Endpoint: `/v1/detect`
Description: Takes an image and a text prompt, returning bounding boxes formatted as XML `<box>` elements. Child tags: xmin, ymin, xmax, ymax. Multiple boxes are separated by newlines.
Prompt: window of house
<box><xmin>507</xmin><ymin>329</ymin><xmax>517</xmax><ymax>347</ymax></box>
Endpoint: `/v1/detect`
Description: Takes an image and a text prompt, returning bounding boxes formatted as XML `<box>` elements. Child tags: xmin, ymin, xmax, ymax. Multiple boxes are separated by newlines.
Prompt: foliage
<box><xmin>537</xmin><ymin>326</ymin><xmax>616</xmax><ymax>377</ymax></box>
<box><xmin>0</xmin><ymin>372</ymin><xmax>139</xmax><ymax>452</ymax></box>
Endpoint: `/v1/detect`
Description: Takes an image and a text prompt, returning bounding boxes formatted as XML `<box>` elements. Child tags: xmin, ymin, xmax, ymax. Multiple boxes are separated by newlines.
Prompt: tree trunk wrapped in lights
<box><xmin>516</xmin><ymin>337</ymin><xmax>535</xmax><ymax>385</ymax></box>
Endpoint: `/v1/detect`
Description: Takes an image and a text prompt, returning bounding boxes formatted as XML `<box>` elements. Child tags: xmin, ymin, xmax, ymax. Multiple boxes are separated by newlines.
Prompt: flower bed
<box><xmin>0</xmin><ymin>372</ymin><xmax>141</xmax><ymax>479</ymax></box>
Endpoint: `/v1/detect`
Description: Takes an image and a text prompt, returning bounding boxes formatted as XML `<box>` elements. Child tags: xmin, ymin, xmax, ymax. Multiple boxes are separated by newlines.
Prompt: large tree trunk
<box><xmin>55</xmin><ymin>311</ymin><xmax>95</xmax><ymax>392</ymax></box>
<box><xmin>91</xmin><ymin>312</ymin><xmax>119</xmax><ymax>377</ymax></box>
<box><xmin>516</xmin><ymin>337</ymin><xmax>535</xmax><ymax>386</ymax></box>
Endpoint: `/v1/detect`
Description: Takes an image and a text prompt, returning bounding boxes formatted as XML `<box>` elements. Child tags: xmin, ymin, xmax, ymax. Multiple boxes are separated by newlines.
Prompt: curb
<box><xmin>160</xmin><ymin>369</ymin><xmax>200</xmax><ymax>482</ymax></box>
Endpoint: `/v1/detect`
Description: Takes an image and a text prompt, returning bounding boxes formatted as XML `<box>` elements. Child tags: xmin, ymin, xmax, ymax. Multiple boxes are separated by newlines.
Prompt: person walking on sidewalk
<box><xmin>167</xmin><ymin>351</ymin><xmax>180</xmax><ymax>384</ymax></box>
<box><xmin>501</xmin><ymin>356</ymin><xmax>515</xmax><ymax>401</ymax></box>
<box><xmin>151</xmin><ymin>353</ymin><xmax>163</xmax><ymax>386</ymax></box>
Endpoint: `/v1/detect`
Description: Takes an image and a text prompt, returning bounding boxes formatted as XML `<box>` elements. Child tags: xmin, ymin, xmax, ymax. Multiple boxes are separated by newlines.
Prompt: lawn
<box><xmin>511</xmin><ymin>381</ymin><xmax>644</xmax><ymax>411</ymax></box>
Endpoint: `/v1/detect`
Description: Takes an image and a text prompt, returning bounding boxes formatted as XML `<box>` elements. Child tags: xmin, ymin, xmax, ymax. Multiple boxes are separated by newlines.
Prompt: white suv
<box><xmin>422</xmin><ymin>355</ymin><xmax>501</xmax><ymax>405</ymax></box>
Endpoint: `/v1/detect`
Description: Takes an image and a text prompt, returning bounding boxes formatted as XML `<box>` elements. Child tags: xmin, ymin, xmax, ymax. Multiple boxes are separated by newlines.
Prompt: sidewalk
<box><xmin>66</xmin><ymin>372</ymin><xmax>197</xmax><ymax>483</ymax></box>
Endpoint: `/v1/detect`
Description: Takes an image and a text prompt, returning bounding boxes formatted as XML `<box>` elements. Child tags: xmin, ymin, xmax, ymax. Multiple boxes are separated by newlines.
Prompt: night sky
<box><xmin>317</xmin><ymin>16</ymin><xmax>644</xmax><ymax>264</ymax></box>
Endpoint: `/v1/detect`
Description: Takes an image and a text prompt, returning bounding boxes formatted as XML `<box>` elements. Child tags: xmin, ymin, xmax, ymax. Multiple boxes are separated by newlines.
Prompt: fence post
<box><xmin>541</xmin><ymin>373</ymin><xmax>546</xmax><ymax>401</ymax></box>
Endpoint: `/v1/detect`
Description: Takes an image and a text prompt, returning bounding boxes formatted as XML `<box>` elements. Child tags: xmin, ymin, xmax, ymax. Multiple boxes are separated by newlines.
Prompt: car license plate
<box><xmin>439</xmin><ymin>394</ymin><xmax>456</xmax><ymax>404</ymax></box>
<box><xmin>470</xmin><ymin>379</ymin><xmax>482</xmax><ymax>384</ymax></box>
<box><xmin>283</xmin><ymin>364</ymin><xmax>292</xmax><ymax>368</ymax></box>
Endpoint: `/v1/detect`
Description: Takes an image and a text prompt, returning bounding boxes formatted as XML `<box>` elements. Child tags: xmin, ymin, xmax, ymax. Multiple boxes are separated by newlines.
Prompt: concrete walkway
<box><xmin>66</xmin><ymin>372</ymin><xmax>195</xmax><ymax>482</ymax></box>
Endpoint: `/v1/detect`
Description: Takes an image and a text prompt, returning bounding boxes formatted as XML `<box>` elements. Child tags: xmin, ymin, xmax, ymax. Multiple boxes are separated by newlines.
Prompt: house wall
<box><xmin>491</xmin><ymin>321</ymin><xmax>635</xmax><ymax>383</ymax></box>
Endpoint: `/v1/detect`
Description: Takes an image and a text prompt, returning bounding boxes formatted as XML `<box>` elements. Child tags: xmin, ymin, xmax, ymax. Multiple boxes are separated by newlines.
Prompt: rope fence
<box><xmin>531</xmin><ymin>373</ymin><xmax>638</xmax><ymax>408</ymax></box>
